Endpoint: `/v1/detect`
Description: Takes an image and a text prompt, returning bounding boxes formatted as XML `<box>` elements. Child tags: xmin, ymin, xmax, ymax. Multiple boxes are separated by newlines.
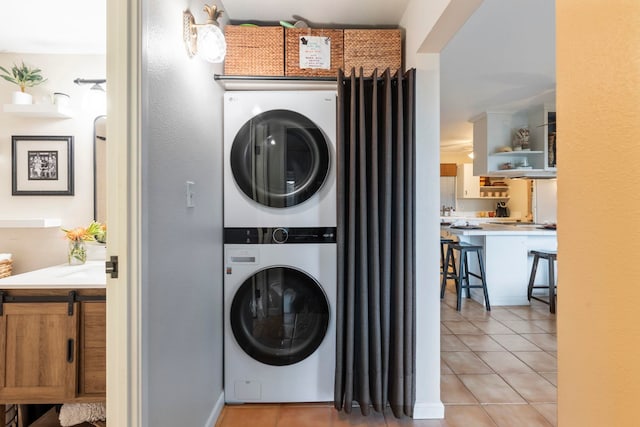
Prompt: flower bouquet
<box><xmin>62</xmin><ymin>221</ymin><xmax>106</xmax><ymax>265</ymax></box>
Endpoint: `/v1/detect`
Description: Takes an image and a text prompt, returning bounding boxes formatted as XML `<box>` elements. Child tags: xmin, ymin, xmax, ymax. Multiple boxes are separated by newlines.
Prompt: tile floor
<box><xmin>438</xmin><ymin>282</ymin><xmax>557</xmax><ymax>427</ymax></box>
<box><xmin>215</xmin><ymin>282</ymin><xmax>557</xmax><ymax>427</ymax></box>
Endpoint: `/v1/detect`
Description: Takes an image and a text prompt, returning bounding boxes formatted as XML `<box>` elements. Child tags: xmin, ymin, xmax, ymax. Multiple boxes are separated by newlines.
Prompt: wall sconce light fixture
<box><xmin>183</xmin><ymin>4</ymin><xmax>226</xmax><ymax>63</ymax></box>
<box><xmin>74</xmin><ymin>78</ymin><xmax>106</xmax><ymax>92</ymax></box>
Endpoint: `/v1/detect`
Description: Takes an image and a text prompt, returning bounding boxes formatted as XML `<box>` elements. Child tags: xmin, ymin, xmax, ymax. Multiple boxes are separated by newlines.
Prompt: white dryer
<box><xmin>223</xmin><ymin>91</ymin><xmax>336</xmax><ymax>228</ymax></box>
<box><xmin>224</xmin><ymin>227</ymin><xmax>336</xmax><ymax>403</ymax></box>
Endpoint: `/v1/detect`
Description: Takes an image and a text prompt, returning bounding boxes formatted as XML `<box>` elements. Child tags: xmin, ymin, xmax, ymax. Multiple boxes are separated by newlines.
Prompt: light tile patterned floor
<box><xmin>215</xmin><ymin>282</ymin><xmax>557</xmax><ymax>426</ymax></box>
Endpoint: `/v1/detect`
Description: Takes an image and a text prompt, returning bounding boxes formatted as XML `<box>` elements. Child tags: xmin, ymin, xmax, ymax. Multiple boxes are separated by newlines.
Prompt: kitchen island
<box><xmin>442</xmin><ymin>223</ymin><xmax>557</xmax><ymax>306</ymax></box>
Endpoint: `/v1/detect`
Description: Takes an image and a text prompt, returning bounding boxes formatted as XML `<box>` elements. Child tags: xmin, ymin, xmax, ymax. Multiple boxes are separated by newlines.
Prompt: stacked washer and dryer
<box><xmin>223</xmin><ymin>91</ymin><xmax>337</xmax><ymax>403</ymax></box>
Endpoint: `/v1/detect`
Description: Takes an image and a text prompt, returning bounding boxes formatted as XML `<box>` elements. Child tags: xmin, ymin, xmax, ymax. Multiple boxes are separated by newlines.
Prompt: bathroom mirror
<box><xmin>93</xmin><ymin>115</ymin><xmax>107</xmax><ymax>222</ymax></box>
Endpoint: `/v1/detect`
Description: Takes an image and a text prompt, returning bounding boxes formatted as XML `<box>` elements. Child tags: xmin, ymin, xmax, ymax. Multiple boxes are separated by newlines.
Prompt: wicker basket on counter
<box><xmin>343</xmin><ymin>29</ymin><xmax>402</xmax><ymax>76</ymax></box>
<box><xmin>223</xmin><ymin>25</ymin><xmax>284</xmax><ymax>76</ymax></box>
<box><xmin>0</xmin><ymin>258</ymin><xmax>12</xmax><ymax>278</ymax></box>
<box><xmin>285</xmin><ymin>28</ymin><xmax>344</xmax><ymax>77</ymax></box>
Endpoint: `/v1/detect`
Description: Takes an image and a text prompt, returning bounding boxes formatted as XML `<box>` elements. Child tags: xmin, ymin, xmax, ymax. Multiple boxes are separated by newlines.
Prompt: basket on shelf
<box><xmin>285</xmin><ymin>28</ymin><xmax>344</xmax><ymax>77</ymax></box>
<box><xmin>0</xmin><ymin>258</ymin><xmax>12</xmax><ymax>278</ymax></box>
<box><xmin>223</xmin><ymin>25</ymin><xmax>284</xmax><ymax>76</ymax></box>
<box><xmin>343</xmin><ymin>29</ymin><xmax>402</xmax><ymax>76</ymax></box>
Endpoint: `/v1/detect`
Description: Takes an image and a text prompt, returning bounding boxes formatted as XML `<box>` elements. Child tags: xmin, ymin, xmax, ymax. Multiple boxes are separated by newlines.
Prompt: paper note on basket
<box><xmin>299</xmin><ymin>36</ymin><xmax>331</xmax><ymax>69</ymax></box>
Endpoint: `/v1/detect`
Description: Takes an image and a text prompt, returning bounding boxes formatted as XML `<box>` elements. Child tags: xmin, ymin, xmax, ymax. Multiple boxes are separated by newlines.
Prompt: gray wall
<box><xmin>141</xmin><ymin>0</ymin><xmax>225</xmax><ymax>425</ymax></box>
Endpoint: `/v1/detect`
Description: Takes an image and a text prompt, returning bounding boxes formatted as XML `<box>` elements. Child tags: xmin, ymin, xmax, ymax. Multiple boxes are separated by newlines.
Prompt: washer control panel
<box><xmin>224</xmin><ymin>227</ymin><xmax>336</xmax><ymax>244</ymax></box>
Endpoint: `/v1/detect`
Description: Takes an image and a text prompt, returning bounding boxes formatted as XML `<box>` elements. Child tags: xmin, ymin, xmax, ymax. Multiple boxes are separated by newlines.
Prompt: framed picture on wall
<box><xmin>11</xmin><ymin>135</ymin><xmax>74</xmax><ymax>196</ymax></box>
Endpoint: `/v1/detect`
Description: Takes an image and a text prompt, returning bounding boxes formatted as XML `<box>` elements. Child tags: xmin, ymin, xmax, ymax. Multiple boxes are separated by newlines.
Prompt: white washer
<box><xmin>224</xmin><ymin>91</ymin><xmax>336</xmax><ymax>228</ymax></box>
<box><xmin>224</xmin><ymin>227</ymin><xmax>336</xmax><ymax>403</ymax></box>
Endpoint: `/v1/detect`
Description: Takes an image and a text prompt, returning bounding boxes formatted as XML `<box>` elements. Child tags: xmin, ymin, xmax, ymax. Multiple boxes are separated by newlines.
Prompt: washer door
<box><xmin>230</xmin><ymin>109</ymin><xmax>330</xmax><ymax>208</ymax></box>
<box><xmin>230</xmin><ymin>266</ymin><xmax>330</xmax><ymax>366</ymax></box>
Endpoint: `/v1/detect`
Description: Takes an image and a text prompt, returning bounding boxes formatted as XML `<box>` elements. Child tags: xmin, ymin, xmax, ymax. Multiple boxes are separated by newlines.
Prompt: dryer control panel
<box><xmin>224</xmin><ymin>227</ymin><xmax>336</xmax><ymax>244</ymax></box>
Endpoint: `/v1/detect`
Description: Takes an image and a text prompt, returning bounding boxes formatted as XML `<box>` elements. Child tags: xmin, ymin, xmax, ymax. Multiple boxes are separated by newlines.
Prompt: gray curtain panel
<box><xmin>334</xmin><ymin>68</ymin><xmax>416</xmax><ymax>418</ymax></box>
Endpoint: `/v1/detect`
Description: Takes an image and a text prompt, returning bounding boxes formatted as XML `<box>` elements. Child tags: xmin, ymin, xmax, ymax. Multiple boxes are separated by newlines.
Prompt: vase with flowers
<box><xmin>62</xmin><ymin>221</ymin><xmax>107</xmax><ymax>265</ymax></box>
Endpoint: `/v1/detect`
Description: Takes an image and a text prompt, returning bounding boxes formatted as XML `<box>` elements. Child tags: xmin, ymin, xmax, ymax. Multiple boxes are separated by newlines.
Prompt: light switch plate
<box><xmin>186</xmin><ymin>181</ymin><xmax>195</xmax><ymax>208</ymax></box>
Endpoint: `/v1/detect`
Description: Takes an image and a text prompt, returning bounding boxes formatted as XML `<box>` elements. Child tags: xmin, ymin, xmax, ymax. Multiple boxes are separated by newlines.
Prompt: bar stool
<box><xmin>440</xmin><ymin>238</ymin><xmax>457</xmax><ymax>298</ymax></box>
<box><xmin>527</xmin><ymin>250</ymin><xmax>557</xmax><ymax>313</ymax></box>
<box><xmin>446</xmin><ymin>242</ymin><xmax>491</xmax><ymax>311</ymax></box>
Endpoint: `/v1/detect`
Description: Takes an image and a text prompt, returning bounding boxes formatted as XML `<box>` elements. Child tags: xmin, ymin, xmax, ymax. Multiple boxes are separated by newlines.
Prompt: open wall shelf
<box><xmin>3</xmin><ymin>103</ymin><xmax>73</xmax><ymax>119</ymax></box>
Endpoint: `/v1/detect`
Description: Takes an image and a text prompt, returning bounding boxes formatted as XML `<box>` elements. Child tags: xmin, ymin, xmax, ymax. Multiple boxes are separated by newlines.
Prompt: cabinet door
<box><xmin>456</xmin><ymin>163</ymin><xmax>480</xmax><ymax>198</ymax></box>
<box><xmin>79</xmin><ymin>301</ymin><xmax>105</xmax><ymax>397</ymax></box>
<box><xmin>440</xmin><ymin>163</ymin><xmax>457</xmax><ymax>177</ymax></box>
<box><xmin>0</xmin><ymin>303</ymin><xmax>78</xmax><ymax>403</ymax></box>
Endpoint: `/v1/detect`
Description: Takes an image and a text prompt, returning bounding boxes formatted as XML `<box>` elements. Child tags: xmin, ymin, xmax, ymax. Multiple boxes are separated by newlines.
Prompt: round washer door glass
<box><xmin>230</xmin><ymin>266</ymin><xmax>330</xmax><ymax>366</ymax></box>
<box><xmin>230</xmin><ymin>109</ymin><xmax>330</xmax><ymax>208</ymax></box>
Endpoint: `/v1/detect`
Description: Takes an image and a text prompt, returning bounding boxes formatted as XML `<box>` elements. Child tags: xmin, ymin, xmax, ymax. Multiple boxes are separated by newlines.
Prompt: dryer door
<box><xmin>230</xmin><ymin>266</ymin><xmax>330</xmax><ymax>366</ymax></box>
<box><xmin>230</xmin><ymin>109</ymin><xmax>330</xmax><ymax>208</ymax></box>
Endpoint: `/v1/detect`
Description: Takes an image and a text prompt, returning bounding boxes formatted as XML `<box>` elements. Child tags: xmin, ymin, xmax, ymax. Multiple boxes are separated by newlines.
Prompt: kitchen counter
<box><xmin>442</xmin><ymin>224</ymin><xmax>556</xmax><ymax>306</ymax></box>
<box><xmin>445</xmin><ymin>223</ymin><xmax>556</xmax><ymax>236</ymax></box>
<box><xmin>0</xmin><ymin>260</ymin><xmax>106</xmax><ymax>289</ymax></box>
<box><xmin>440</xmin><ymin>216</ymin><xmax>520</xmax><ymax>224</ymax></box>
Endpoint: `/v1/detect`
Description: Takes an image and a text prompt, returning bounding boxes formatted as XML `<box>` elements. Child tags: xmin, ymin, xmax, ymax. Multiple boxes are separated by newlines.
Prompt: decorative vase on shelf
<box><xmin>512</xmin><ymin>127</ymin><xmax>530</xmax><ymax>151</ymax></box>
<box><xmin>68</xmin><ymin>240</ymin><xmax>87</xmax><ymax>265</ymax></box>
<box><xmin>11</xmin><ymin>91</ymin><xmax>32</xmax><ymax>105</ymax></box>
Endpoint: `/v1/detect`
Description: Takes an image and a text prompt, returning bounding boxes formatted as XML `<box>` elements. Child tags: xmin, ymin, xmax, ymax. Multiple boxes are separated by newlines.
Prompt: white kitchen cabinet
<box><xmin>456</xmin><ymin>163</ymin><xmax>480</xmax><ymax>198</ymax></box>
<box><xmin>471</xmin><ymin>105</ymin><xmax>556</xmax><ymax>177</ymax></box>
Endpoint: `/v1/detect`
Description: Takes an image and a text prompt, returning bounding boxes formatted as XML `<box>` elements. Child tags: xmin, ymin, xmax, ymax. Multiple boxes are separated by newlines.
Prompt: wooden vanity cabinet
<box><xmin>79</xmin><ymin>300</ymin><xmax>106</xmax><ymax>397</ymax></box>
<box><xmin>0</xmin><ymin>289</ymin><xmax>105</xmax><ymax>404</ymax></box>
<box><xmin>0</xmin><ymin>302</ymin><xmax>78</xmax><ymax>402</ymax></box>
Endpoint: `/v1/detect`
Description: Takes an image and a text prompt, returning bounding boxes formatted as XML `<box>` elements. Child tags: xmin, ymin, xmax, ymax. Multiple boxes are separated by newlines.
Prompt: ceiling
<box><xmin>0</xmin><ymin>0</ymin><xmax>555</xmax><ymax>153</ymax></box>
<box><xmin>0</xmin><ymin>1</ymin><xmax>106</xmax><ymax>55</ymax></box>
<box><xmin>439</xmin><ymin>0</ymin><xmax>555</xmax><ymax>153</ymax></box>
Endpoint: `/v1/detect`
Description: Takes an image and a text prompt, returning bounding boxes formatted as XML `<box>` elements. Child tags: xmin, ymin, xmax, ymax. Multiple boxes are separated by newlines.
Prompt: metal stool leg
<box><xmin>462</xmin><ymin>250</ymin><xmax>472</xmax><ymax>299</ymax></box>
<box><xmin>441</xmin><ymin>245</ymin><xmax>458</xmax><ymax>299</ymax></box>
<box><xmin>456</xmin><ymin>251</ymin><xmax>466</xmax><ymax>311</ymax></box>
<box><xmin>549</xmin><ymin>257</ymin><xmax>556</xmax><ymax>314</ymax></box>
<box><xmin>476</xmin><ymin>248</ymin><xmax>491</xmax><ymax>311</ymax></box>
<box><xmin>440</xmin><ymin>246</ymin><xmax>449</xmax><ymax>298</ymax></box>
<box><xmin>527</xmin><ymin>254</ymin><xmax>540</xmax><ymax>301</ymax></box>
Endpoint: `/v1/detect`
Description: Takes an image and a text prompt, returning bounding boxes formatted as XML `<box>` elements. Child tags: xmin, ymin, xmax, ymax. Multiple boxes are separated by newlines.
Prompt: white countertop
<box><xmin>445</xmin><ymin>223</ymin><xmax>557</xmax><ymax>236</ymax></box>
<box><xmin>440</xmin><ymin>216</ymin><xmax>519</xmax><ymax>224</ymax></box>
<box><xmin>0</xmin><ymin>261</ymin><xmax>106</xmax><ymax>289</ymax></box>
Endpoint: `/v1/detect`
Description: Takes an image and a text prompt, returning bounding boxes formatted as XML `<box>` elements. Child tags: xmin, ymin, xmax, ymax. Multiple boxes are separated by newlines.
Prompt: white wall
<box><xmin>140</xmin><ymin>0</ymin><xmax>225</xmax><ymax>425</ymax></box>
<box><xmin>0</xmin><ymin>53</ymin><xmax>106</xmax><ymax>274</ymax></box>
<box><xmin>401</xmin><ymin>0</ymin><xmax>451</xmax><ymax>419</ymax></box>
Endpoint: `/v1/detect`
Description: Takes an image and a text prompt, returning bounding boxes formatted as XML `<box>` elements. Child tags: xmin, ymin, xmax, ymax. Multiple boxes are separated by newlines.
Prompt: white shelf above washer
<box><xmin>214</xmin><ymin>75</ymin><xmax>338</xmax><ymax>91</ymax></box>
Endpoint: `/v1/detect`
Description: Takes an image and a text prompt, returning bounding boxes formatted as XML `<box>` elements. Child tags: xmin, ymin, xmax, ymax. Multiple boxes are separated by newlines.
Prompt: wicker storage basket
<box><xmin>344</xmin><ymin>29</ymin><xmax>402</xmax><ymax>76</ymax></box>
<box><xmin>224</xmin><ymin>25</ymin><xmax>284</xmax><ymax>76</ymax></box>
<box><xmin>285</xmin><ymin>28</ymin><xmax>344</xmax><ymax>77</ymax></box>
<box><xmin>0</xmin><ymin>259</ymin><xmax>12</xmax><ymax>278</ymax></box>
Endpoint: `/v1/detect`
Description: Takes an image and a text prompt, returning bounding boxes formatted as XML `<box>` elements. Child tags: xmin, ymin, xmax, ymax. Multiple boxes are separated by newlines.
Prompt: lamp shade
<box><xmin>197</xmin><ymin>23</ymin><xmax>226</xmax><ymax>63</ymax></box>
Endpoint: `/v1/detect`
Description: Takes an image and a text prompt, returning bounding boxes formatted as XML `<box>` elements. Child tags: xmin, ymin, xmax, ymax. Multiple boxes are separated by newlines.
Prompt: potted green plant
<box><xmin>0</xmin><ymin>62</ymin><xmax>47</xmax><ymax>104</ymax></box>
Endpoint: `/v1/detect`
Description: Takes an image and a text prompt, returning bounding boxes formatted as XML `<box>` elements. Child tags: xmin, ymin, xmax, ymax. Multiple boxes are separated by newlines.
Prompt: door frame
<box><xmin>105</xmin><ymin>0</ymin><xmax>142</xmax><ymax>425</ymax></box>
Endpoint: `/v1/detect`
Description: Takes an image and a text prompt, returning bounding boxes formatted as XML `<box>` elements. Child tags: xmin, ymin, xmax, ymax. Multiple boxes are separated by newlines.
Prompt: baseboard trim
<box><xmin>412</xmin><ymin>401</ymin><xmax>445</xmax><ymax>419</ymax></box>
<box><xmin>204</xmin><ymin>391</ymin><xmax>225</xmax><ymax>427</ymax></box>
